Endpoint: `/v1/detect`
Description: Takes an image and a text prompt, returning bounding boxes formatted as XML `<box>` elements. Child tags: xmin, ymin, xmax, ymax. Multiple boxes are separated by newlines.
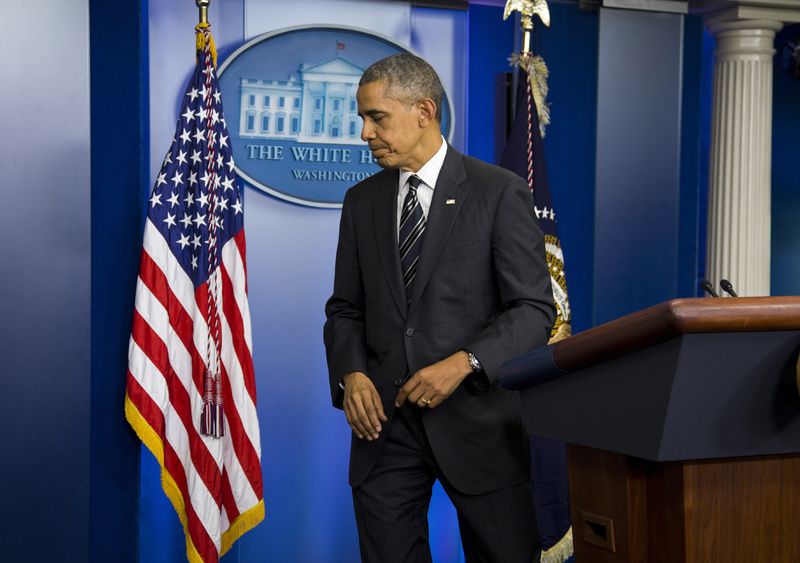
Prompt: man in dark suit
<box><xmin>324</xmin><ymin>53</ymin><xmax>556</xmax><ymax>562</ymax></box>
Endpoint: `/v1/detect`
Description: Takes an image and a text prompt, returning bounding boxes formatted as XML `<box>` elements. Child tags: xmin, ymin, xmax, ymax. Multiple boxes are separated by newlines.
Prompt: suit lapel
<box><xmin>408</xmin><ymin>147</ymin><xmax>467</xmax><ymax>307</ymax></box>
<box><xmin>373</xmin><ymin>170</ymin><xmax>409</xmax><ymax>316</ymax></box>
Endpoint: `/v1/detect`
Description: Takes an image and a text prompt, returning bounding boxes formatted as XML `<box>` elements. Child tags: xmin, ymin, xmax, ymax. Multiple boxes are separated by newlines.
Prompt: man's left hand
<box><xmin>395</xmin><ymin>350</ymin><xmax>472</xmax><ymax>409</ymax></box>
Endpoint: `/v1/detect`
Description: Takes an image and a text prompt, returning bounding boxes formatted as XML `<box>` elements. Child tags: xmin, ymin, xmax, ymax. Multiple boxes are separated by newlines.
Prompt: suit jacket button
<box><xmin>394</xmin><ymin>378</ymin><xmax>403</xmax><ymax>387</ymax></box>
<box><xmin>405</xmin><ymin>328</ymin><xmax>414</xmax><ymax>337</ymax></box>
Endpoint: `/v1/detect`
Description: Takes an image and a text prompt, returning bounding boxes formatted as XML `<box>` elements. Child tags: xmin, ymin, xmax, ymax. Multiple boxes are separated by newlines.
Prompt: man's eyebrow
<box><xmin>362</xmin><ymin>109</ymin><xmax>385</xmax><ymax>118</ymax></box>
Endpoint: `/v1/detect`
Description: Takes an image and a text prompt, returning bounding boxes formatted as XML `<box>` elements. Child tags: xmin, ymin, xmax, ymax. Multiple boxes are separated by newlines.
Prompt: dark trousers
<box><xmin>352</xmin><ymin>405</ymin><xmax>542</xmax><ymax>563</ymax></box>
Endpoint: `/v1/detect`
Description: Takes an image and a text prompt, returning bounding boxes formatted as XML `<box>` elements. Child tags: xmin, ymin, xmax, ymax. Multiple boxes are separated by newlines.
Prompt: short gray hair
<box><xmin>360</xmin><ymin>54</ymin><xmax>444</xmax><ymax>122</ymax></box>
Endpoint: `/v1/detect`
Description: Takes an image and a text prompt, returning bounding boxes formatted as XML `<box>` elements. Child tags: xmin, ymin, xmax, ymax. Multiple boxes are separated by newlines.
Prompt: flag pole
<box><xmin>520</xmin><ymin>11</ymin><xmax>534</xmax><ymax>56</ymax></box>
<box><xmin>197</xmin><ymin>0</ymin><xmax>209</xmax><ymax>25</ymax></box>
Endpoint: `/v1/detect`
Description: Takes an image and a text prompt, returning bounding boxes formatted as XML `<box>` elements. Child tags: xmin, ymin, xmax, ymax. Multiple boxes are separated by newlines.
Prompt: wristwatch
<box><xmin>466</xmin><ymin>351</ymin><xmax>483</xmax><ymax>373</ymax></box>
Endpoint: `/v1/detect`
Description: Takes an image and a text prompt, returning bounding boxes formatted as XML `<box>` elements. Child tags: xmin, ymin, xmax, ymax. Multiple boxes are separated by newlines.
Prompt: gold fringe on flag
<box><xmin>541</xmin><ymin>526</ymin><xmax>574</xmax><ymax>563</ymax></box>
<box><xmin>124</xmin><ymin>395</ymin><xmax>204</xmax><ymax>563</ymax></box>
<box><xmin>511</xmin><ymin>53</ymin><xmax>550</xmax><ymax>138</ymax></box>
<box><xmin>221</xmin><ymin>503</ymin><xmax>267</xmax><ymax>555</ymax></box>
<box><xmin>125</xmin><ymin>394</ymin><xmax>264</xmax><ymax>562</ymax></box>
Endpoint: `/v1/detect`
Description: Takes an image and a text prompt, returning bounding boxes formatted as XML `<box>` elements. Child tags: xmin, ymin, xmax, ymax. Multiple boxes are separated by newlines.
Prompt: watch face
<box><xmin>469</xmin><ymin>353</ymin><xmax>481</xmax><ymax>371</ymax></box>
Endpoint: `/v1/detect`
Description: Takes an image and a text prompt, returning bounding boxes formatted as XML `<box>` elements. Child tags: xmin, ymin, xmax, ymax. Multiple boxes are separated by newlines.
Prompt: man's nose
<box><xmin>361</xmin><ymin>123</ymin><xmax>375</xmax><ymax>142</ymax></box>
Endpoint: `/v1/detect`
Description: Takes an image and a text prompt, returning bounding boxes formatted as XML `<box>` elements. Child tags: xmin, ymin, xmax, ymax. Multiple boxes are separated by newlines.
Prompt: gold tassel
<box><xmin>195</xmin><ymin>23</ymin><xmax>218</xmax><ymax>68</ymax></box>
<box><xmin>511</xmin><ymin>53</ymin><xmax>550</xmax><ymax>138</ymax></box>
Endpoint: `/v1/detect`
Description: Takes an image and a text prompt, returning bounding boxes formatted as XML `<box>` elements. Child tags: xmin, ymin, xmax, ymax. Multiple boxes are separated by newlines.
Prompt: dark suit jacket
<box><xmin>324</xmin><ymin>144</ymin><xmax>556</xmax><ymax>495</ymax></box>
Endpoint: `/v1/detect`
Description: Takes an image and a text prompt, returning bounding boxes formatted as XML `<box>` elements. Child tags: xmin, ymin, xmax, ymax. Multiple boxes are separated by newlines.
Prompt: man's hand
<box><xmin>342</xmin><ymin>371</ymin><xmax>388</xmax><ymax>441</ymax></box>
<box><xmin>395</xmin><ymin>351</ymin><xmax>472</xmax><ymax>409</ymax></box>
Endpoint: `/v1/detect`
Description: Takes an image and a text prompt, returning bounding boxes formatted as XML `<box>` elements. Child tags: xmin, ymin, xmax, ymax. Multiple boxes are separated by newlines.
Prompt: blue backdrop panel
<box><xmin>467</xmin><ymin>4</ymin><xmax>514</xmax><ymax>164</ymax></box>
<box><xmin>771</xmin><ymin>23</ymin><xmax>800</xmax><ymax>297</ymax></box>
<box><xmin>89</xmin><ymin>0</ymin><xmax>147</xmax><ymax>561</ymax></box>
<box><xmin>2</xmin><ymin>1</ymin><xmax>92</xmax><ymax>561</ymax></box>
<box><xmin>677</xmin><ymin>14</ymin><xmax>713</xmax><ymax>297</ymax></box>
<box><xmin>595</xmin><ymin>9</ymin><xmax>685</xmax><ymax>325</ymax></box>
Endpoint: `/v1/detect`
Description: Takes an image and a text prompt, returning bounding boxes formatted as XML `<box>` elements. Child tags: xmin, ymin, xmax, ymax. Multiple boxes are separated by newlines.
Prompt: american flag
<box><xmin>125</xmin><ymin>24</ymin><xmax>264</xmax><ymax>563</ymax></box>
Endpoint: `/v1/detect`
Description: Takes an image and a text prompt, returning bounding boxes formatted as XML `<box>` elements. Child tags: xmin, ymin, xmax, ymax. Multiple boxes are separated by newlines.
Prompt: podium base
<box><xmin>568</xmin><ymin>445</ymin><xmax>800</xmax><ymax>562</ymax></box>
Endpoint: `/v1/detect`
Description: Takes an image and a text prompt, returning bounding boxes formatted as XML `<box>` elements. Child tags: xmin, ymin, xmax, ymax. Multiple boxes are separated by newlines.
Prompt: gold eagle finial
<box><xmin>503</xmin><ymin>0</ymin><xmax>550</xmax><ymax>28</ymax></box>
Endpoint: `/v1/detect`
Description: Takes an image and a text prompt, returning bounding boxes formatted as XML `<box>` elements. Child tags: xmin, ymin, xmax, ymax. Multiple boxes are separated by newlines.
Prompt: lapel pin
<box><xmin>446</xmin><ymin>199</ymin><xmax>456</xmax><ymax>205</ymax></box>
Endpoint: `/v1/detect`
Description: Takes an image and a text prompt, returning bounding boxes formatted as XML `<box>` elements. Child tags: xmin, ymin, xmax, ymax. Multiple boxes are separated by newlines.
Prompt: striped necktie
<box><xmin>399</xmin><ymin>175</ymin><xmax>425</xmax><ymax>301</ymax></box>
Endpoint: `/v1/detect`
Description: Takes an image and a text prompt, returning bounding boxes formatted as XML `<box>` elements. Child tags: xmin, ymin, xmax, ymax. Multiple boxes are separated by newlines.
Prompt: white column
<box><xmin>705</xmin><ymin>18</ymin><xmax>783</xmax><ymax>296</ymax></box>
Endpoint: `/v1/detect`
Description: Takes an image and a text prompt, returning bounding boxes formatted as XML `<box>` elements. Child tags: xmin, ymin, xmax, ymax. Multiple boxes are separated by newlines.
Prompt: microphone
<box><xmin>720</xmin><ymin>279</ymin><xmax>738</xmax><ymax>297</ymax></box>
<box><xmin>700</xmin><ymin>279</ymin><xmax>719</xmax><ymax>297</ymax></box>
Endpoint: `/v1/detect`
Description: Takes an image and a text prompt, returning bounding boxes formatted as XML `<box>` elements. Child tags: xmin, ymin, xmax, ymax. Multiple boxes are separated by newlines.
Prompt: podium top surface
<box><xmin>555</xmin><ymin>296</ymin><xmax>800</xmax><ymax>372</ymax></box>
<box><xmin>502</xmin><ymin>297</ymin><xmax>800</xmax><ymax>388</ymax></box>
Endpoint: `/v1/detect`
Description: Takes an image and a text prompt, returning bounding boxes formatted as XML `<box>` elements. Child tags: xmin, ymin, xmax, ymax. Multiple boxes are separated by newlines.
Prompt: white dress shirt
<box><xmin>396</xmin><ymin>136</ymin><xmax>448</xmax><ymax>239</ymax></box>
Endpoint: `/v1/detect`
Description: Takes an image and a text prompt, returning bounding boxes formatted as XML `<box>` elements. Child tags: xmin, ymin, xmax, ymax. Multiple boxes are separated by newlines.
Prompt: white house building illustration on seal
<box><xmin>238</xmin><ymin>55</ymin><xmax>364</xmax><ymax>145</ymax></box>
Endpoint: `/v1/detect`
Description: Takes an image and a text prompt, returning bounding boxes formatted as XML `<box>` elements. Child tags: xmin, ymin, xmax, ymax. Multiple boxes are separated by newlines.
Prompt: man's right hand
<box><xmin>342</xmin><ymin>371</ymin><xmax>387</xmax><ymax>441</ymax></box>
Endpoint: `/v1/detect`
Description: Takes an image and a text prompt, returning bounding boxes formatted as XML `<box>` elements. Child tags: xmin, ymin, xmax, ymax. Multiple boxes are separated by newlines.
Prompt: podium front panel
<box><xmin>517</xmin><ymin>330</ymin><xmax>800</xmax><ymax>461</ymax></box>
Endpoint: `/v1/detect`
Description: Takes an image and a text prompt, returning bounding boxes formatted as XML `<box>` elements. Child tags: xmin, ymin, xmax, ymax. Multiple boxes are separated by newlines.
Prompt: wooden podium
<box><xmin>500</xmin><ymin>297</ymin><xmax>800</xmax><ymax>562</ymax></box>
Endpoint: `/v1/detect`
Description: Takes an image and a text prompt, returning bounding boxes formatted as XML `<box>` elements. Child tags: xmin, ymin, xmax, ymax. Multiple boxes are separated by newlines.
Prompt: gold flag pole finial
<box><xmin>197</xmin><ymin>0</ymin><xmax>210</xmax><ymax>25</ymax></box>
<box><xmin>503</xmin><ymin>0</ymin><xmax>550</xmax><ymax>55</ymax></box>
<box><xmin>503</xmin><ymin>0</ymin><xmax>552</xmax><ymax>136</ymax></box>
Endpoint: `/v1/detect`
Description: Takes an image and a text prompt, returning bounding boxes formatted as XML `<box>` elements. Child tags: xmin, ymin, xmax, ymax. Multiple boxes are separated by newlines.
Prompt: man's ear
<box><xmin>417</xmin><ymin>98</ymin><xmax>437</xmax><ymax>127</ymax></box>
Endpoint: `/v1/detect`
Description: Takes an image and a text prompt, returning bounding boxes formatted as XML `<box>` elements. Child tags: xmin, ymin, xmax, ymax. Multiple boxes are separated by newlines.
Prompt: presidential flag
<box><xmin>499</xmin><ymin>59</ymin><xmax>573</xmax><ymax>563</ymax></box>
<box><xmin>500</xmin><ymin>59</ymin><xmax>570</xmax><ymax>341</ymax></box>
<box><xmin>125</xmin><ymin>24</ymin><xmax>264</xmax><ymax>563</ymax></box>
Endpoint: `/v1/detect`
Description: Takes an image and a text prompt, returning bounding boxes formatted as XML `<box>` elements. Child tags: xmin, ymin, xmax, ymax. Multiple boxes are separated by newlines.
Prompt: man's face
<box><xmin>356</xmin><ymin>79</ymin><xmax>425</xmax><ymax>171</ymax></box>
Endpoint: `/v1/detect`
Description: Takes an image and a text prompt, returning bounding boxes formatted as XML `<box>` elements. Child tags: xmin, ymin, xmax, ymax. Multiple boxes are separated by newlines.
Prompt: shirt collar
<box><xmin>399</xmin><ymin>136</ymin><xmax>447</xmax><ymax>190</ymax></box>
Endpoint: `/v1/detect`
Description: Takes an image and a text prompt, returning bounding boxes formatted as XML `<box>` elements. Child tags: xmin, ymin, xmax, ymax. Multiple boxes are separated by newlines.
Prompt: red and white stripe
<box><xmin>126</xmin><ymin>218</ymin><xmax>263</xmax><ymax>563</ymax></box>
